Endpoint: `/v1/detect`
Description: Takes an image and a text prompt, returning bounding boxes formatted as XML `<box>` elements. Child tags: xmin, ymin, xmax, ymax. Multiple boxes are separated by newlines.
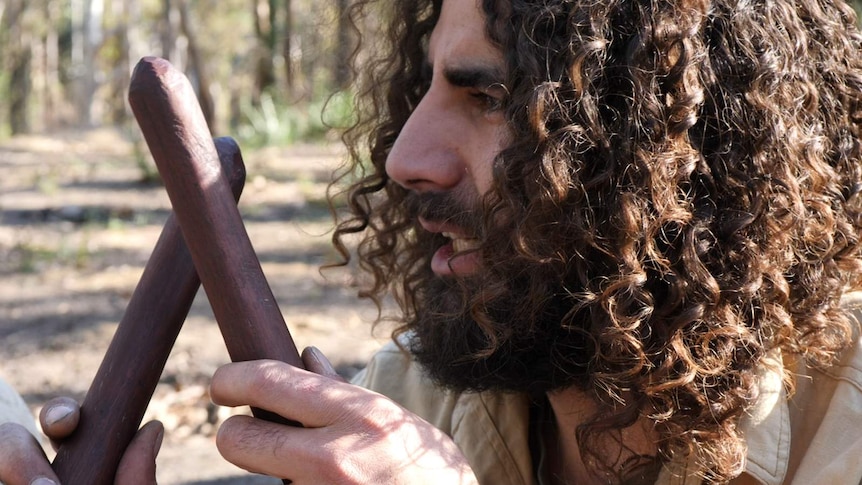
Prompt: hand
<box><xmin>212</xmin><ymin>347</ymin><xmax>479</xmax><ymax>485</ymax></box>
<box><xmin>0</xmin><ymin>397</ymin><xmax>163</xmax><ymax>485</ymax></box>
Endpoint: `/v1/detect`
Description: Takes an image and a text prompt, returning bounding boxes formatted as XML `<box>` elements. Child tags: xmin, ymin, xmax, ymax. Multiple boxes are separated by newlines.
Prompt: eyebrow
<box><xmin>445</xmin><ymin>65</ymin><xmax>505</xmax><ymax>89</ymax></box>
<box><xmin>423</xmin><ymin>61</ymin><xmax>505</xmax><ymax>89</ymax></box>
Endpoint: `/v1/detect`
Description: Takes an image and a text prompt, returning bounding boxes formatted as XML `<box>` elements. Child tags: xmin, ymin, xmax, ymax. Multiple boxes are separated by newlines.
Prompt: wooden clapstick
<box><xmin>52</xmin><ymin>138</ymin><xmax>247</xmax><ymax>485</ymax></box>
<box><xmin>128</xmin><ymin>57</ymin><xmax>303</xmax><ymax>441</ymax></box>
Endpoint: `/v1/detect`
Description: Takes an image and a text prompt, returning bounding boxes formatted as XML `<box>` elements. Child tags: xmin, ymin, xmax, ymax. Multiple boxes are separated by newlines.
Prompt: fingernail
<box><xmin>44</xmin><ymin>404</ymin><xmax>74</xmax><ymax>426</ymax></box>
<box><xmin>30</xmin><ymin>478</ymin><xmax>58</xmax><ymax>485</ymax></box>
<box><xmin>308</xmin><ymin>346</ymin><xmax>328</xmax><ymax>367</ymax></box>
<box><xmin>307</xmin><ymin>346</ymin><xmax>322</xmax><ymax>361</ymax></box>
<box><xmin>154</xmin><ymin>426</ymin><xmax>164</xmax><ymax>455</ymax></box>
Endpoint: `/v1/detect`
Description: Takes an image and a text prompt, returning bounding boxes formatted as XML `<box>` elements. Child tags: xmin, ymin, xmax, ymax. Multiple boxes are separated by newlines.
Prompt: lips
<box><xmin>421</xmin><ymin>218</ymin><xmax>482</xmax><ymax>276</ymax></box>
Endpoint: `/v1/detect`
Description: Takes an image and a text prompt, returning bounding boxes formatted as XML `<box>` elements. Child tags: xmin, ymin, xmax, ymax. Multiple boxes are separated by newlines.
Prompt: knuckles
<box><xmin>211</xmin><ymin>359</ymin><xmax>293</xmax><ymax>406</ymax></box>
<box><xmin>350</xmin><ymin>394</ymin><xmax>409</xmax><ymax>431</ymax></box>
<box><xmin>244</xmin><ymin>360</ymin><xmax>291</xmax><ymax>395</ymax></box>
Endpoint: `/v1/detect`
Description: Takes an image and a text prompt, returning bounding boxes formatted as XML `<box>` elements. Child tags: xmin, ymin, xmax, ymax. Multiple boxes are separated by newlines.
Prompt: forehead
<box><xmin>428</xmin><ymin>0</ymin><xmax>501</xmax><ymax>67</ymax></box>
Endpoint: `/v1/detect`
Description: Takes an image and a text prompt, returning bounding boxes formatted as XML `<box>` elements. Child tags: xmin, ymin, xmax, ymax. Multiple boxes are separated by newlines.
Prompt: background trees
<box><xmin>0</xmin><ymin>0</ymin><xmax>358</xmax><ymax>143</ymax></box>
<box><xmin>2</xmin><ymin>0</ymin><xmax>861</xmax><ymax>143</ymax></box>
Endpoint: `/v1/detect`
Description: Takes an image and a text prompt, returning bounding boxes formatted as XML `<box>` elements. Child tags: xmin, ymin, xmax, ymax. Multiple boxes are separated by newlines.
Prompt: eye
<box><xmin>470</xmin><ymin>91</ymin><xmax>503</xmax><ymax>112</ymax></box>
<box><xmin>470</xmin><ymin>83</ymin><xmax>507</xmax><ymax>113</ymax></box>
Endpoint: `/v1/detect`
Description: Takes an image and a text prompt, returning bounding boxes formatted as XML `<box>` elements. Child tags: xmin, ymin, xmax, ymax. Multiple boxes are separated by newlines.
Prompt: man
<box><xmin>2</xmin><ymin>0</ymin><xmax>862</xmax><ymax>483</ymax></box>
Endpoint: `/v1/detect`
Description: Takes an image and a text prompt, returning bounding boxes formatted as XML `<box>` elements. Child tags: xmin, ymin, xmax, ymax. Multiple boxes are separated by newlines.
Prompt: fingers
<box><xmin>115</xmin><ymin>421</ymin><xmax>164</xmax><ymax>485</ymax></box>
<box><xmin>211</xmin><ymin>354</ymin><xmax>360</xmax><ymax>481</ymax></box>
<box><xmin>211</xmin><ymin>356</ymin><xmax>479</xmax><ymax>485</ymax></box>
<box><xmin>214</xmin><ymin>391</ymin><xmax>476</xmax><ymax>485</ymax></box>
<box><xmin>215</xmin><ymin>415</ymin><xmax>351</xmax><ymax>482</ymax></box>
<box><xmin>211</xmin><ymin>359</ymin><xmax>360</xmax><ymax>428</ymax></box>
<box><xmin>301</xmin><ymin>346</ymin><xmax>347</xmax><ymax>383</ymax></box>
<box><xmin>216</xmin><ymin>415</ymin><xmax>302</xmax><ymax>478</ymax></box>
<box><xmin>38</xmin><ymin>396</ymin><xmax>80</xmax><ymax>445</ymax></box>
<box><xmin>0</xmin><ymin>422</ymin><xmax>59</xmax><ymax>485</ymax></box>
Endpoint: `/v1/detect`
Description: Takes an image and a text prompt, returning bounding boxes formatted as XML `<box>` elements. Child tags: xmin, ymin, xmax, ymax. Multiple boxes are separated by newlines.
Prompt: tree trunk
<box><xmin>126</xmin><ymin>0</ymin><xmax>145</xmax><ymax>62</ymax></box>
<box><xmin>42</xmin><ymin>0</ymin><xmax>63</xmax><ymax>129</ymax></box>
<box><xmin>177</xmin><ymin>0</ymin><xmax>215</xmax><ymax>132</ymax></box>
<box><xmin>70</xmin><ymin>0</ymin><xmax>102</xmax><ymax>126</ymax></box>
<box><xmin>161</xmin><ymin>0</ymin><xmax>186</xmax><ymax>68</ymax></box>
<box><xmin>100</xmin><ymin>0</ymin><xmax>132</xmax><ymax>125</ymax></box>
<box><xmin>282</xmin><ymin>0</ymin><xmax>294</xmax><ymax>97</ymax></box>
<box><xmin>298</xmin><ymin>2</ymin><xmax>322</xmax><ymax>100</ymax></box>
<box><xmin>3</xmin><ymin>0</ymin><xmax>31</xmax><ymax>134</ymax></box>
<box><xmin>161</xmin><ymin>0</ymin><xmax>176</xmax><ymax>60</ymax></box>
<box><xmin>333</xmin><ymin>0</ymin><xmax>352</xmax><ymax>90</ymax></box>
<box><xmin>252</xmin><ymin>0</ymin><xmax>276</xmax><ymax>104</ymax></box>
<box><xmin>9</xmin><ymin>46</ymin><xmax>32</xmax><ymax>134</ymax></box>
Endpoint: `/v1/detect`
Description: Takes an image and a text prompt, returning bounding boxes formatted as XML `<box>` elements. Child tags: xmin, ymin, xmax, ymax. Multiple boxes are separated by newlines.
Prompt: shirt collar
<box><xmin>736</xmin><ymin>351</ymin><xmax>791</xmax><ymax>485</ymax></box>
<box><xmin>656</xmin><ymin>351</ymin><xmax>791</xmax><ymax>485</ymax></box>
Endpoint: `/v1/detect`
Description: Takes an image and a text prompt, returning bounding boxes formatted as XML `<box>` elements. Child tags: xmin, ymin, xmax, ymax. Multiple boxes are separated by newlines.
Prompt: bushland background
<box><xmin>1</xmin><ymin>0</ymin><xmax>390</xmax><ymax>482</ymax></box>
<box><xmin>2</xmin><ymin>0</ymin><xmax>862</xmax><ymax>483</ymax></box>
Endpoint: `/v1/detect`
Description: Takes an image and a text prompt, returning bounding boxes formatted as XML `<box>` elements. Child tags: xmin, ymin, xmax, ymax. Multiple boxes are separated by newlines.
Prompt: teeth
<box><xmin>451</xmin><ymin>237</ymin><xmax>480</xmax><ymax>253</ymax></box>
<box><xmin>438</xmin><ymin>231</ymin><xmax>479</xmax><ymax>252</ymax></box>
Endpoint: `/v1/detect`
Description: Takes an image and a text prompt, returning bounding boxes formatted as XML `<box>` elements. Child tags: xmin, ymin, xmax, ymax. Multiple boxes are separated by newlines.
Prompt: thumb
<box><xmin>115</xmin><ymin>420</ymin><xmax>163</xmax><ymax>485</ymax></box>
<box><xmin>39</xmin><ymin>397</ymin><xmax>80</xmax><ymax>447</ymax></box>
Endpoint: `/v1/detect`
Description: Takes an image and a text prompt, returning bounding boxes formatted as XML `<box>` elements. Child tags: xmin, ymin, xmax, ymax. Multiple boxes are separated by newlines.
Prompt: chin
<box><xmin>403</xmin><ymin>273</ymin><xmax>594</xmax><ymax>396</ymax></box>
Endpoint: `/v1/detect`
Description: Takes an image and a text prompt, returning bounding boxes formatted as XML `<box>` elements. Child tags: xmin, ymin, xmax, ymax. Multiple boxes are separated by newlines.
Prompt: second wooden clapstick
<box><xmin>51</xmin><ymin>138</ymin><xmax>246</xmax><ymax>485</ymax></box>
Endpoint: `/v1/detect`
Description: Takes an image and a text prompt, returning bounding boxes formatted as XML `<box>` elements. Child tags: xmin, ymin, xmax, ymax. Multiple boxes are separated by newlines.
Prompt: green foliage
<box><xmin>0</xmin><ymin>69</ymin><xmax>9</xmax><ymax>140</ymax></box>
<box><xmin>237</xmin><ymin>93</ymin><xmax>302</xmax><ymax>147</ymax></box>
<box><xmin>321</xmin><ymin>90</ymin><xmax>357</xmax><ymax>132</ymax></box>
<box><xmin>237</xmin><ymin>90</ymin><xmax>356</xmax><ymax>148</ymax></box>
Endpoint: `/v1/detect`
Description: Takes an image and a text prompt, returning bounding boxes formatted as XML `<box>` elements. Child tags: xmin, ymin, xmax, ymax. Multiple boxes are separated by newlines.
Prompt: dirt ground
<box><xmin>0</xmin><ymin>128</ymin><xmax>391</xmax><ymax>483</ymax></box>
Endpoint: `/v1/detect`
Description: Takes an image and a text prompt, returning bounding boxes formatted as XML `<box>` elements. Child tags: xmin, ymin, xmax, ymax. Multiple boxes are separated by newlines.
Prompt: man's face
<box><xmin>382</xmin><ymin>0</ymin><xmax>593</xmax><ymax>395</ymax></box>
<box><xmin>385</xmin><ymin>0</ymin><xmax>509</xmax><ymax>277</ymax></box>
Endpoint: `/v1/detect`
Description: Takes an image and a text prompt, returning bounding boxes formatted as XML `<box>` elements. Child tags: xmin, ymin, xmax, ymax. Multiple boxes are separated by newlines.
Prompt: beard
<box><xmin>402</xmin><ymin>192</ymin><xmax>594</xmax><ymax>396</ymax></box>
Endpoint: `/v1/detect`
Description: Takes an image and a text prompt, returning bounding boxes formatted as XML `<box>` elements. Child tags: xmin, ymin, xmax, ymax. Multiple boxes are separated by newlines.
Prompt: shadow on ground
<box><xmin>186</xmin><ymin>475</ymin><xmax>280</xmax><ymax>485</ymax></box>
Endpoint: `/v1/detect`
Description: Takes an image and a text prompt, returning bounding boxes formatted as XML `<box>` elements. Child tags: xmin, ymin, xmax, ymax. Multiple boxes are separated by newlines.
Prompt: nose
<box><xmin>385</xmin><ymin>92</ymin><xmax>465</xmax><ymax>193</ymax></box>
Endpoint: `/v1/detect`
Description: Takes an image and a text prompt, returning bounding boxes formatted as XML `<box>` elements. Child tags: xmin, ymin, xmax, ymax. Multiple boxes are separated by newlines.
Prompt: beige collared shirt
<box><xmin>352</xmin><ymin>308</ymin><xmax>862</xmax><ymax>485</ymax></box>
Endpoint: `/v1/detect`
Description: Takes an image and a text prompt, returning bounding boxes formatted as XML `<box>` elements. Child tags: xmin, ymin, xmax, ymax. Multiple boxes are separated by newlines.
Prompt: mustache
<box><xmin>406</xmin><ymin>191</ymin><xmax>484</xmax><ymax>233</ymax></box>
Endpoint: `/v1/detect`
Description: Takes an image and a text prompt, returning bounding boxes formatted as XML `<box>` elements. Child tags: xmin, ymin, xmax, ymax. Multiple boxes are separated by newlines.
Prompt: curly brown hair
<box><xmin>332</xmin><ymin>0</ymin><xmax>862</xmax><ymax>482</ymax></box>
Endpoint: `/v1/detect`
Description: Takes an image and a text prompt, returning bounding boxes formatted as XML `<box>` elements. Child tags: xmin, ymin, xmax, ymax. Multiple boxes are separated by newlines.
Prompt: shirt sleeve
<box><xmin>0</xmin><ymin>377</ymin><xmax>38</xmax><ymax>438</ymax></box>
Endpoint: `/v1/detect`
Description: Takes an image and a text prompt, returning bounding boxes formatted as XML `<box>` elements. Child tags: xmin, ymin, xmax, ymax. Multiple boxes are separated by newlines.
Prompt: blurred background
<box><xmin>0</xmin><ymin>0</ymin><xmax>361</xmax><ymax>146</ymax></box>
<box><xmin>3</xmin><ymin>0</ymin><xmax>862</xmax><ymax>483</ymax></box>
<box><xmin>0</xmin><ymin>0</ymin><xmax>388</xmax><ymax>483</ymax></box>
<box><xmin>4</xmin><ymin>1</ymin><xmax>862</xmax><ymax>151</ymax></box>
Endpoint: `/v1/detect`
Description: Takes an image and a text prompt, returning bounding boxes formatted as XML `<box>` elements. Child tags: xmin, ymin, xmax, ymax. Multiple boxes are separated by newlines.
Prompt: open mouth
<box><xmin>442</xmin><ymin>232</ymin><xmax>481</xmax><ymax>253</ymax></box>
<box><xmin>419</xmin><ymin>217</ymin><xmax>483</xmax><ymax>276</ymax></box>
<box><xmin>429</xmin><ymin>230</ymin><xmax>481</xmax><ymax>276</ymax></box>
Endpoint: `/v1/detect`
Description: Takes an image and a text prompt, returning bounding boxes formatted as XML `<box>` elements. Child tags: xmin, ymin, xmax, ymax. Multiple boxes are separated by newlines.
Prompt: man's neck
<box><xmin>543</xmin><ymin>388</ymin><xmax>597</xmax><ymax>485</ymax></box>
<box><xmin>546</xmin><ymin>389</ymin><xmax>761</xmax><ymax>485</ymax></box>
<box><xmin>544</xmin><ymin>388</ymin><xmax>658</xmax><ymax>485</ymax></box>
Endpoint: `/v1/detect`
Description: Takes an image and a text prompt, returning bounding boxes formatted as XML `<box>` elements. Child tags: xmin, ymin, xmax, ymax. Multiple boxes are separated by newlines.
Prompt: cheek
<box><xmin>468</xmin><ymin>126</ymin><xmax>508</xmax><ymax>195</ymax></box>
<box><xmin>470</xmin><ymin>160</ymin><xmax>494</xmax><ymax>195</ymax></box>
